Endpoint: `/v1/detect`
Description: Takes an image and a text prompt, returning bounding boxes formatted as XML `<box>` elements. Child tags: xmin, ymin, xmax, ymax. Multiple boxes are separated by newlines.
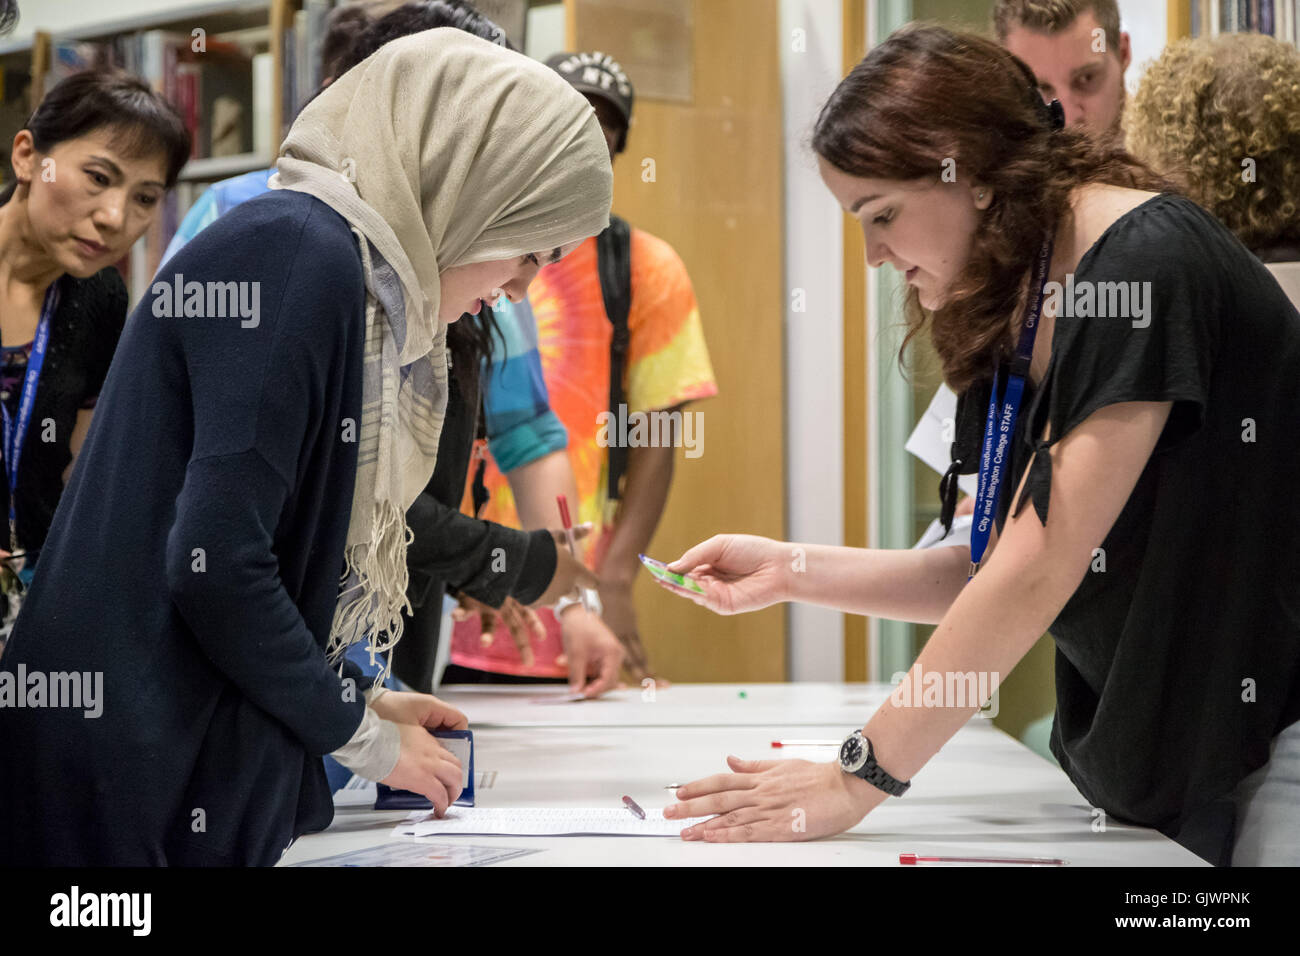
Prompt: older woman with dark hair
<box><xmin>657</xmin><ymin>25</ymin><xmax>1300</xmax><ymax>867</ymax></box>
<box><xmin>0</xmin><ymin>71</ymin><xmax>188</xmax><ymax>645</ymax></box>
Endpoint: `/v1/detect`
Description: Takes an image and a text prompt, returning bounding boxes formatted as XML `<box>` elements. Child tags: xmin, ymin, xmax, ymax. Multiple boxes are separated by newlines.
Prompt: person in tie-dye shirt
<box><xmin>447</xmin><ymin>51</ymin><xmax>718</xmax><ymax>684</ymax></box>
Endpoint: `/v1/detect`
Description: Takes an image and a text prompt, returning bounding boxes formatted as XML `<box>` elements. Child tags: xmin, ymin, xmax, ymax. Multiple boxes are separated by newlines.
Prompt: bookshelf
<box><xmin>1</xmin><ymin>0</ymin><xmax>340</xmax><ymax>303</ymax></box>
<box><xmin>1169</xmin><ymin>0</ymin><xmax>1300</xmax><ymax>42</ymax></box>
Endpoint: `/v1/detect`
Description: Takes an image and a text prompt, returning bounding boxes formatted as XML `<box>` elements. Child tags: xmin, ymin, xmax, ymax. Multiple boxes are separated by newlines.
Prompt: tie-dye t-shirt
<box><xmin>450</xmin><ymin>227</ymin><xmax>717</xmax><ymax>677</ymax></box>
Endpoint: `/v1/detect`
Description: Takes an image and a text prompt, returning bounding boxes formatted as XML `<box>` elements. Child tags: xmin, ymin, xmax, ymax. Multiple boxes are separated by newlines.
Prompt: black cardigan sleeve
<box><xmin>161</xmin><ymin>199</ymin><xmax>368</xmax><ymax>756</ymax></box>
<box><xmin>166</xmin><ymin>449</ymin><xmax>364</xmax><ymax>754</ymax></box>
<box><xmin>404</xmin><ymin>491</ymin><xmax>557</xmax><ymax>609</ymax></box>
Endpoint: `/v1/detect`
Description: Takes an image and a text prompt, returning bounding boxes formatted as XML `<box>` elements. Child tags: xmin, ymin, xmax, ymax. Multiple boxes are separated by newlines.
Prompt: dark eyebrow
<box><xmin>1069</xmin><ymin>63</ymin><xmax>1099</xmax><ymax>80</ymax></box>
<box><xmin>89</xmin><ymin>154</ymin><xmax>165</xmax><ymax>190</ymax></box>
<box><xmin>850</xmin><ymin>194</ymin><xmax>882</xmax><ymax>214</ymax></box>
<box><xmin>549</xmin><ymin>246</ymin><xmax>562</xmax><ymax>263</ymax></box>
<box><xmin>88</xmin><ymin>154</ymin><xmax>124</xmax><ymax>178</ymax></box>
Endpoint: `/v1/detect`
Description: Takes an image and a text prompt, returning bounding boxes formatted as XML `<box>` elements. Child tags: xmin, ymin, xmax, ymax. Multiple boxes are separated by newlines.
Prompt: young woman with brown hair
<box><xmin>657</xmin><ymin>25</ymin><xmax>1300</xmax><ymax>866</ymax></box>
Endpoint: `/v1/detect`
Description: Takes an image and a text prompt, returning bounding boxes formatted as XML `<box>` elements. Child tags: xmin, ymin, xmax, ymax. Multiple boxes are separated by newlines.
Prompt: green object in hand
<box><xmin>638</xmin><ymin>553</ymin><xmax>706</xmax><ymax>594</ymax></box>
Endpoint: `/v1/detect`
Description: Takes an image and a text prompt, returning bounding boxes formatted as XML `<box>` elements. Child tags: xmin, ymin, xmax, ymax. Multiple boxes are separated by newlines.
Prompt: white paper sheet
<box><xmin>294</xmin><ymin>841</ymin><xmax>539</xmax><ymax>867</ymax></box>
<box><xmin>905</xmin><ymin>384</ymin><xmax>977</xmax><ymax>497</ymax></box>
<box><xmin>395</xmin><ymin>806</ymin><xmax>714</xmax><ymax>838</ymax></box>
<box><xmin>913</xmin><ymin>514</ymin><xmax>972</xmax><ymax>551</ymax></box>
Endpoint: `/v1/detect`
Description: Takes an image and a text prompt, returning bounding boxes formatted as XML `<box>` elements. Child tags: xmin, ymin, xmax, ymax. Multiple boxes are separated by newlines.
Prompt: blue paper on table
<box><xmin>375</xmin><ymin>729</ymin><xmax>474</xmax><ymax>808</ymax></box>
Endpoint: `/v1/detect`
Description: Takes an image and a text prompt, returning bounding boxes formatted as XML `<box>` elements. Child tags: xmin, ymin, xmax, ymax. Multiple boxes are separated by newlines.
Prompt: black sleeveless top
<box><xmin>948</xmin><ymin>196</ymin><xmax>1300</xmax><ymax>861</ymax></box>
<box><xmin>1</xmin><ymin>266</ymin><xmax>126</xmax><ymax>556</ymax></box>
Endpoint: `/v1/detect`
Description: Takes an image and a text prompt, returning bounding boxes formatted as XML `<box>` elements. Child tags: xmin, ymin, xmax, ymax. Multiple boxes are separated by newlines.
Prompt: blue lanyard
<box><xmin>2</xmin><ymin>282</ymin><xmax>58</xmax><ymax>552</ymax></box>
<box><xmin>968</xmin><ymin>240</ymin><xmax>1053</xmax><ymax>580</ymax></box>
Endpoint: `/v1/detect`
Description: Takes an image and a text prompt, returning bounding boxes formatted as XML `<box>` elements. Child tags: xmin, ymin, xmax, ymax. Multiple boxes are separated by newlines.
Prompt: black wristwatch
<box><xmin>838</xmin><ymin>730</ymin><xmax>910</xmax><ymax>797</ymax></box>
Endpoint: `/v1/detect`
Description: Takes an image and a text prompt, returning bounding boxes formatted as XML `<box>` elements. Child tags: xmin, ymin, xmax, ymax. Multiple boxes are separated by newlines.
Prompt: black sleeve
<box><xmin>404</xmin><ymin>491</ymin><xmax>557</xmax><ymax>608</ymax></box>
<box><xmin>162</xmin><ymin>201</ymin><xmax>368</xmax><ymax>755</ymax></box>
<box><xmin>1045</xmin><ymin>198</ymin><xmax>1219</xmax><ymax>449</ymax></box>
<box><xmin>1014</xmin><ymin>197</ymin><xmax>1221</xmax><ymax>525</ymax></box>
<box><xmin>167</xmin><ymin>450</ymin><xmax>366</xmax><ymax>755</ymax></box>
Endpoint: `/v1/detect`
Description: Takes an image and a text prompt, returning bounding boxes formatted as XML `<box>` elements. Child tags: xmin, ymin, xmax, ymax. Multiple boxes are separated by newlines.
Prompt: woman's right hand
<box><xmin>380</xmin><ymin>722</ymin><xmax>464</xmax><ymax>817</ymax></box>
<box><xmin>660</xmin><ymin>534</ymin><xmax>792</xmax><ymax>615</ymax></box>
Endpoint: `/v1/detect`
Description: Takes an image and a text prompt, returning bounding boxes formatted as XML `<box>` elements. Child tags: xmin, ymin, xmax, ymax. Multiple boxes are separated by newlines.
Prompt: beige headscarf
<box><xmin>269</xmin><ymin>28</ymin><xmax>613</xmax><ymax>669</ymax></box>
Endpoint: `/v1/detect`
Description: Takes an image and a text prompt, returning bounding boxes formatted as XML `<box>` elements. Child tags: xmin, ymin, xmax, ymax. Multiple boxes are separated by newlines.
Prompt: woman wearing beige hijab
<box><xmin>0</xmin><ymin>28</ymin><xmax>612</xmax><ymax>866</ymax></box>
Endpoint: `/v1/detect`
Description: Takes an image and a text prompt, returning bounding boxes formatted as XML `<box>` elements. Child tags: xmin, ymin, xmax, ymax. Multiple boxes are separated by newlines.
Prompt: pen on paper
<box><xmin>622</xmin><ymin>795</ymin><xmax>646</xmax><ymax>820</ymax></box>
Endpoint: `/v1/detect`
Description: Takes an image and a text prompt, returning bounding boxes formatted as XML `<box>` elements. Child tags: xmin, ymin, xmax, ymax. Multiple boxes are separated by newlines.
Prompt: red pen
<box><xmin>556</xmin><ymin>495</ymin><xmax>594</xmax><ymax>613</ymax></box>
<box><xmin>771</xmin><ymin>740</ymin><xmax>840</xmax><ymax>748</ymax></box>
<box><xmin>899</xmin><ymin>852</ymin><xmax>1067</xmax><ymax>866</ymax></box>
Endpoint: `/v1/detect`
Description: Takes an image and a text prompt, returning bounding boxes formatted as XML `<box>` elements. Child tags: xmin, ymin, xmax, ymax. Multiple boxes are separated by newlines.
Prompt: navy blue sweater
<box><xmin>0</xmin><ymin>191</ymin><xmax>371</xmax><ymax>865</ymax></box>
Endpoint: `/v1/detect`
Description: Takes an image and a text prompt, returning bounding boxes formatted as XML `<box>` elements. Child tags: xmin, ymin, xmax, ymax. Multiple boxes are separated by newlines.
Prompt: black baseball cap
<box><xmin>545</xmin><ymin>51</ymin><xmax>634</xmax><ymax>152</ymax></box>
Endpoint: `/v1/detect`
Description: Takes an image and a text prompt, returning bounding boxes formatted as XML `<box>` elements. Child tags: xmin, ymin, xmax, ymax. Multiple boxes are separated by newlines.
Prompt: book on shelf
<box><xmin>1190</xmin><ymin>0</ymin><xmax>1298</xmax><ymax>41</ymax></box>
<box><xmin>44</xmin><ymin>18</ymin><xmax>274</xmax><ymax>302</ymax></box>
<box><xmin>49</xmin><ymin>30</ymin><xmax>257</xmax><ymax>163</ymax></box>
<box><xmin>0</xmin><ymin>63</ymin><xmax>31</xmax><ymax>188</ymax></box>
<box><xmin>281</xmin><ymin>0</ymin><xmax>332</xmax><ymax>141</ymax></box>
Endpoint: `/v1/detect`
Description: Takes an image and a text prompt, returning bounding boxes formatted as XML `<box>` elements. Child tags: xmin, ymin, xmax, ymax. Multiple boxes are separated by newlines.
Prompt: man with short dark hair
<box><xmin>993</xmin><ymin>0</ymin><xmax>1130</xmax><ymax>136</ymax></box>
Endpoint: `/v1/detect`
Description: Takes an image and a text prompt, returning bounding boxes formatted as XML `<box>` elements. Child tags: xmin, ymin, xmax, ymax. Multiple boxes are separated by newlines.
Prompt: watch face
<box><xmin>840</xmin><ymin>734</ymin><xmax>865</xmax><ymax>772</ymax></box>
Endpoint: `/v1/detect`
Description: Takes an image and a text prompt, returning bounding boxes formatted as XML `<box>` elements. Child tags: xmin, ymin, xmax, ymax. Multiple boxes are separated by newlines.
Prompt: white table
<box><xmin>280</xmin><ymin>684</ymin><xmax>1205</xmax><ymax>867</ymax></box>
<box><xmin>434</xmin><ymin>681</ymin><xmax>898</xmax><ymax>727</ymax></box>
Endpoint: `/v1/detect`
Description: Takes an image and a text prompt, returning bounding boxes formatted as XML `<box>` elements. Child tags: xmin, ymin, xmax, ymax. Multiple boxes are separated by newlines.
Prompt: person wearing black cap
<box><xmin>447</xmin><ymin>50</ymin><xmax>718</xmax><ymax>686</ymax></box>
<box><xmin>545</xmin><ymin>51</ymin><xmax>635</xmax><ymax>157</ymax></box>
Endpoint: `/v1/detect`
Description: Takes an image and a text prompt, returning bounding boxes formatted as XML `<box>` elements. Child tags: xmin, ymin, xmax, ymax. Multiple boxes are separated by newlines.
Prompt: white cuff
<box><xmin>330</xmin><ymin>692</ymin><xmax>401</xmax><ymax>782</ymax></box>
<box><xmin>554</xmin><ymin>587</ymin><xmax>602</xmax><ymax>618</ymax></box>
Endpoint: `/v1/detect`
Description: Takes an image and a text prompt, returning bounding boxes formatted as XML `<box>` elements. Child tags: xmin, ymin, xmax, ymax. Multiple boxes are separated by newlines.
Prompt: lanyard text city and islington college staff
<box><xmin>2</xmin><ymin>284</ymin><xmax>59</xmax><ymax>555</ymax></box>
<box><xmin>968</xmin><ymin>238</ymin><xmax>1053</xmax><ymax>581</ymax></box>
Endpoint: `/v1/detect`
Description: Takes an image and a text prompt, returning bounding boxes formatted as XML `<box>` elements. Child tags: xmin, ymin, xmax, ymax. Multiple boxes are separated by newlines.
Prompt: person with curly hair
<box><xmin>1127</xmin><ymin>32</ymin><xmax>1300</xmax><ymax>304</ymax></box>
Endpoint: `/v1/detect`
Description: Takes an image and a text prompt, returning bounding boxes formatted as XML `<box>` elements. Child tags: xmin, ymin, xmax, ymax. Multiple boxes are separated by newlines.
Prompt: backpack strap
<box><xmin>595</xmin><ymin>214</ymin><xmax>633</xmax><ymax>505</ymax></box>
<box><xmin>470</xmin><ymin>387</ymin><xmax>490</xmax><ymax>519</ymax></box>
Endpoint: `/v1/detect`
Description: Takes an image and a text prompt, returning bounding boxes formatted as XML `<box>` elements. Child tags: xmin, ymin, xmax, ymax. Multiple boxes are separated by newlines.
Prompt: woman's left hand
<box><xmin>663</xmin><ymin>756</ymin><xmax>887</xmax><ymax>842</ymax></box>
<box><xmin>370</xmin><ymin>690</ymin><xmax>469</xmax><ymax>732</ymax></box>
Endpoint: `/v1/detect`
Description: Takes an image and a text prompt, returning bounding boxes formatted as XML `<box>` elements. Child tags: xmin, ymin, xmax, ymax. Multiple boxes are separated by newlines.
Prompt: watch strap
<box><xmin>844</xmin><ymin>732</ymin><xmax>910</xmax><ymax>797</ymax></box>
